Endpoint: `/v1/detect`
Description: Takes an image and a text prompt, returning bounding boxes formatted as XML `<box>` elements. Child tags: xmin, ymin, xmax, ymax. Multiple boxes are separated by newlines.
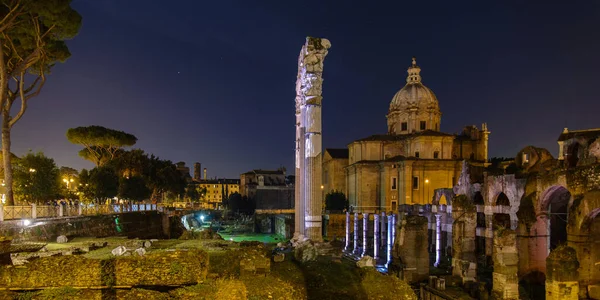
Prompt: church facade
<box><xmin>343</xmin><ymin>58</ymin><xmax>490</xmax><ymax>212</ymax></box>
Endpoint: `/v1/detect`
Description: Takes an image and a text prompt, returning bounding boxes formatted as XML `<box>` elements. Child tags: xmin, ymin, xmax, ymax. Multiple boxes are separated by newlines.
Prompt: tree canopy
<box><xmin>0</xmin><ymin>0</ymin><xmax>82</xmax><ymax>205</ymax></box>
<box><xmin>13</xmin><ymin>152</ymin><xmax>59</xmax><ymax>204</ymax></box>
<box><xmin>66</xmin><ymin>126</ymin><xmax>137</xmax><ymax>166</ymax></box>
<box><xmin>325</xmin><ymin>191</ymin><xmax>349</xmax><ymax>212</ymax></box>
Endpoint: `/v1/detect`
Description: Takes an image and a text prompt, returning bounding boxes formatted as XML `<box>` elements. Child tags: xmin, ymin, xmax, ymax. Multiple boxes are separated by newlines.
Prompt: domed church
<box><xmin>341</xmin><ymin>58</ymin><xmax>490</xmax><ymax>212</ymax></box>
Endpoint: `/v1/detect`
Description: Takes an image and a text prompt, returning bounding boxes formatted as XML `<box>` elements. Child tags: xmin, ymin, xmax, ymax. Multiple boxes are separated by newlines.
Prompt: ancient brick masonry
<box><xmin>545</xmin><ymin>245</ymin><xmax>580</xmax><ymax>300</ymax></box>
<box><xmin>451</xmin><ymin>202</ymin><xmax>477</xmax><ymax>283</ymax></box>
<box><xmin>492</xmin><ymin>229</ymin><xmax>519</xmax><ymax>300</ymax></box>
<box><xmin>294</xmin><ymin>37</ymin><xmax>331</xmax><ymax>241</ymax></box>
<box><xmin>391</xmin><ymin>215</ymin><xmax>429</xmax><ymax>283</ymax></box>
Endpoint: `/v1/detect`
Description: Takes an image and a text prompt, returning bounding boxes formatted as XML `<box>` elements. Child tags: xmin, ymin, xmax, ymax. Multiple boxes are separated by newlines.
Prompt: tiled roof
<box><xmin>325</xmin><ymin>148</ymin><xmax>349</xmax><ymax>159</ymax></box>
<box><xmin>354</xmin><ymin>130</ymin><xmax>454</xmax><ymax>142</ymax></box>
<box><xmin>242</xmin><ymin>169</ymin><xmax>284</xmax><ymax>175</ymax></box>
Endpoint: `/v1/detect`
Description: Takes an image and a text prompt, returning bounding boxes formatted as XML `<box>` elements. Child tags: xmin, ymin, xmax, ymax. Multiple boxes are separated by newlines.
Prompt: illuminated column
<box><xmin>387</xmin><ymin>215</ymin><xmax>393</xmax><ymax>265</ymax></box>
<box><xmin>434</xmin><ymin>214</ymin><xmax>442</xmax><ymax>267</ymax></box>
<box><xmin>380</xmin><ymin>212</ymin><xmax>387</xmax><ymax>259</ymax></box>
<box><xmin>344</xmin><ymin>212</ymin><xmax>350</xmax><ymax>251</ymax></box>
<box><xmin>353</xmin><ymin>212</ymin><xmax>359</xmax><ymax>254</ymax></box>
<box><xmin>391</xmin><ymin>213</ymin><xmax>397</xmax><ymax>245</ymax></box>
<box><xmin>294</xmin><ymin>37</ymin><xmax>331</xmax><ymax>241</ymax></box>
<box><xmin>374</xmin><ymin>213</ymin><xmax>380</xmax><ymax>259</ymax></box>
<box><xmin>362</xmin><ymin>213</ymin><xmax>369</xmax><ymax>257</ymax></box>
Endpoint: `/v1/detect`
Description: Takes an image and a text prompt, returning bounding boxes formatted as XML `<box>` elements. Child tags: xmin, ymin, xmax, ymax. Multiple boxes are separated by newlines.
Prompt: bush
<box><xmin>325</xmin><ymin>191</ymin><xmax>348</xmax><ymax>211</ymax></box>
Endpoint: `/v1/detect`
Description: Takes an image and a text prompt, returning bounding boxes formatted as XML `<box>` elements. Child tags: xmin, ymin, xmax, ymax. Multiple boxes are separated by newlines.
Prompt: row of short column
<box><xmin>344</xmin><ymin>212</ymin><xmax>396</xmax><ymax>263</ymax></box>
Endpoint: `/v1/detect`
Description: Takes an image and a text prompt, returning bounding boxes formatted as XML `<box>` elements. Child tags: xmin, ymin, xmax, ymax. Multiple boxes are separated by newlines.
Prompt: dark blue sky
<box><xmin>11</xmin><ymin>0</ymin><xmax>600</xmax><ymax>178</ymax></box>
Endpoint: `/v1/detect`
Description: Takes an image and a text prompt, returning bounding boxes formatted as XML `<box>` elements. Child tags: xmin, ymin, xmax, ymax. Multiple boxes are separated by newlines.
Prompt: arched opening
<box><xmin>439</xmin><ymin>194</ymin><xmax>447</xmax><ymax>205</ymax></box>
<box><xmin>566</xmin><ymin>143</ymin><xmax>580</xmax><ymax>168</ymax></box>
<box><xmin>495</xmin><ymin>192</ymin><xmax>510</xmax><ymax>206</ymax></box>
<box><xmin>541</xmin><ymin>186</ymin><xmax>571</xmax><ymax>251</ymax></box>
<box><xmin>494</xmin><ymin>192</ymin><xmax>511</xmax><ymax>229</ymax></box>
<box><xmin>473</xmin><ymin>191</ymin><xmax>484</xmax><ymax>205</ymax></box>
<box><xmin>519</xmin><ymin>271</ymin><xmax>546</xmax><ymax>300</ymax></box>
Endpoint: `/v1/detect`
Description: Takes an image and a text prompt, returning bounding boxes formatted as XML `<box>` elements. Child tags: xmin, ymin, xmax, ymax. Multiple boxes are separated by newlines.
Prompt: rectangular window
<box><xmin>412</xmin><ymin>176</ymin><xmax>419</xmax><ymax>190</ymax></box>
<box><xmin>391</xmin><ymin>177</ymin><xmax>397</xmax><ymax>190</ymax></box>
<box><xmin>452</xmin><ymin>177</ymin><xmax>456</xmax><ymax>186</ymax></box>
<box><xmin>415</xmin><ymin>152</ymin><xmax>420</xmax><ymax>158</ymax></box>
<box><xmin>401</xmin><ymin>122</ymin><xmax>408</xmax><ymax>131</ymax></box>
<box><xmin>391</xmin><ymin>201</ymin><xmax>397</xmax><ymax>212</ymax></box>
<box><xmin>420</xmin><ymin>121</ymin><xmax>426</xmax><ymax>130</ymax></box>
<box><xmin>433</xmin><ymin>151</ymin><xmax>439</xmax><ymax>159</ymax></box>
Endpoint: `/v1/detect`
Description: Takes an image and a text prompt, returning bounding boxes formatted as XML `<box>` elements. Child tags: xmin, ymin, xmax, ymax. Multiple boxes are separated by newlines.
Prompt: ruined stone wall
<box><xmin>452</xmin><ymin>208</ymin><xmax>477</xmax><ymax>283</ymax></box>
<box><xmin>0</xmin><ymin>211</ymin><xmax>167</xmax><ymax>242</ymax></box>
<box><xmin>0</xmin><ymin>249</ymin><xmax>208</xmax><ymax>288</ymax></box>
<box><xmin>566</xmin><ymin>164</ymin><xmax>600</xmax><ymax>196</ymax></box>
<box><xmin>492</xmin><ymin>229</ymin><xmax>519</xmax><ymax>300</ymax></box>
<box><xmin>392</xmin><ymin>215</ymin><xmax>429</xmax><ymax>283</ymax></box>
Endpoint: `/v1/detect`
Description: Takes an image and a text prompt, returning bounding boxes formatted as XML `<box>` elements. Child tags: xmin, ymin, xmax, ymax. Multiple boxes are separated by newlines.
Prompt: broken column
<box><xmin>294</xmin><ymin>37</ymin><xmax>331</xmax><ymax>241</ymax></box>
<box><xmin>545</xmin><ymin>245</ymin><xmax>580</xmax><ymax>300</ymax></box>
<box><xmin>391</xmin><ymin>215</ymin><xmax>430</xmax><ymax>283</ymax></box>
<box><xmin>451</xmin><ymin>196</ymin><xmax>477</xmax><ymax>283</ymax></box>
<box><xmin>492</xmin><ymin>229</ymin><xmax>519</xmax><ymax>300</ymax></box>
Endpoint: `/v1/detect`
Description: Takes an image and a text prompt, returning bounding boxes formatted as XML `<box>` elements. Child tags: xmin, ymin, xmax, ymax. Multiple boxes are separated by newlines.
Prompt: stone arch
<box><xmin>519</xmin><ymin>271</ymin><xmax>546</xmax><ymax>300</ymax></box>
<box><xmin>495</xmin><ymin>192</ymin><xmax>510</xmax><ymax>206</ymax></box>
<box><xmin>432</xmin><ymin>188</ymin><xmax>454</xmax><ymax>206</ymax></box>
<box><xmin>539</xmin><ymin>185</ymin><xmax>571</xmax><ymax>251</ymax></box>
<box><xmin>439</xmin><ymin>194</ymin><xmax>447</xmax><ymax>205</ymax></box>
<box><xmin>568</xmin><ymin>190</ymin><xmax>600</xmax><ymax>290</ymax></box>
<box><xmin>493</xmin><ymin>192</ymin><xmax>511</xmax><ymax>229</ymax></box>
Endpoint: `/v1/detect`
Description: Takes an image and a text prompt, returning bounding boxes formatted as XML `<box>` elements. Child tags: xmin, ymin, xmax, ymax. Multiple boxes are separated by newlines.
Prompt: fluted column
<box><xmin>353</xmin><ymin>212</ymin><xmax>359</xmax><ymax>254</ymax></box>
<box><xmin>344</xmin><ymin>212</ymin><xmax>350</xmax><ymax>251</ymax></box>
<box><xmin>374</xmin><ymin>213</ymin><xmax>380</xmax><ymax>258</ymax></box>
<box><xmin>294</xmin><ymin>37</ymin><xmax>331</xmax><ymax>241</ymax></box>
<box><xmin>362</xmin><ymin>213</ymin><xmax>369</xmax><ymax>257</ymax></box>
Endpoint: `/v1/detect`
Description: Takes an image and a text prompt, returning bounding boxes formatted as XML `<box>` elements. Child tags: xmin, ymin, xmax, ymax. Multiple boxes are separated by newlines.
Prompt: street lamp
<box><xmin>63</xmin><ymin>178</ymin><xmax>74</xmax><ymax>190</ymax></box>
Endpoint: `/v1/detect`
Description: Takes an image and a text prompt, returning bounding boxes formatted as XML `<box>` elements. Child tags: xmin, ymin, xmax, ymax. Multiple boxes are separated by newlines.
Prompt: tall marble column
<box><xmin>374</xmin><ymin>213</ymin><xmax>380</xmax><ymax>258</ymax></box>
<box><xmin>362</xmin><ymin>213</ymin><xmax>369</xmax><ymax>257</ymax></box>
<box><xmin>353</xmin><ymin>212</ymin><xmax>359</xmax><ymax>254</ymax></box>
<box><xmin>294</xmin><ymin>37</ymin><xmax>331</xmax><ymax>241</ymax></box>
<box><xmin>344</xmin><ymin>212</ymin><xmax>350</xmax><ymax>251</ymax></box>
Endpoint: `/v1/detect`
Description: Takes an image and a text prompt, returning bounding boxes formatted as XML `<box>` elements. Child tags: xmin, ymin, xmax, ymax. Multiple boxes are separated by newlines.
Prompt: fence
<box><xmin>0</xmin><ymin>203</ymin><xmax>159</xmax><ymax>222</ymax></box>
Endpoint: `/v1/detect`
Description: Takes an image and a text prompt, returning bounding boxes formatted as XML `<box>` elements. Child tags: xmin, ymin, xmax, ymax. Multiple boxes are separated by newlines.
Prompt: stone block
<box><xmin>56</xmin><ymin>235</ymin><xmax>68</xmax><ymax>243</ymax></box>
<box><xmin>588</xmin><ymin>285</ymin><xmax>600</xmax><ymax>299</ymax></box>
<box><xmin>135</xmin><ymin>248</ymin><xmax>146</xmax><ymax>256</ymax></box>
<box><xmin>273</xmin><ymin>253</ymin><xmax>285</xmax><ymax>262</ymax></box>
<box><xmin>111</xmin><ymin>246</ymin><xmax>127</xmax><ymax>256</ymax></box>
<box><xmin>356</xmin><ymin>256</ymin><xmax>375</xmax><ymax>268</ymax></box>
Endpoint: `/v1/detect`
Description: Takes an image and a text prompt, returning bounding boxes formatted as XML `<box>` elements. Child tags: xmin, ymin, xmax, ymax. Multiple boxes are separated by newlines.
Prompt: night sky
<box><xmin>10</xmin><ymin>0</ymin><xmax>600</xmax><ymax>178</ymax></box>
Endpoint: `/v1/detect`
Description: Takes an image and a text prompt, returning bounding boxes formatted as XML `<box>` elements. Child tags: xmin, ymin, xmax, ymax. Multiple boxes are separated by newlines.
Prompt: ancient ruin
<box><xmin>294</xmin><ymin>37</ymin><xmax>331</xmax><ymax>241</ymax></box>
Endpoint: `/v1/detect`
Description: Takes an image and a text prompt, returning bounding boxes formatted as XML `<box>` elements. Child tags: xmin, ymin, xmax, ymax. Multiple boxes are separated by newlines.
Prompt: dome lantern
<box><xmin>386</xmin><ymin>57</ymin><xmax>442</xmax><ymax>135</ymax></box>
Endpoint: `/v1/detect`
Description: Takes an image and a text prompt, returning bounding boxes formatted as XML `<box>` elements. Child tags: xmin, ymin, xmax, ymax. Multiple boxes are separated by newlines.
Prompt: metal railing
<box><xmin>0</xmin><ymin>203</ymin><xmax>159</xmax><ymax>221</ymax></box>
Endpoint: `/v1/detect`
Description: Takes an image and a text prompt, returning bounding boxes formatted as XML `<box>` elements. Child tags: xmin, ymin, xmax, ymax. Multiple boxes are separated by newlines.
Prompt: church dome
<box><xmin>386</xmin><ymin>57</ymin><xmax>442</xmax><ymax>134</ymax></box>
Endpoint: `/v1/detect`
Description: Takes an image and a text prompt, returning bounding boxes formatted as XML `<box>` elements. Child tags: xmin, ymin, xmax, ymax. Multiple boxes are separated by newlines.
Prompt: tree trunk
<box><xmin>2</xmin><ymin>111</ymin><xmax>13</xmax><ymax>206</ymax></box>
